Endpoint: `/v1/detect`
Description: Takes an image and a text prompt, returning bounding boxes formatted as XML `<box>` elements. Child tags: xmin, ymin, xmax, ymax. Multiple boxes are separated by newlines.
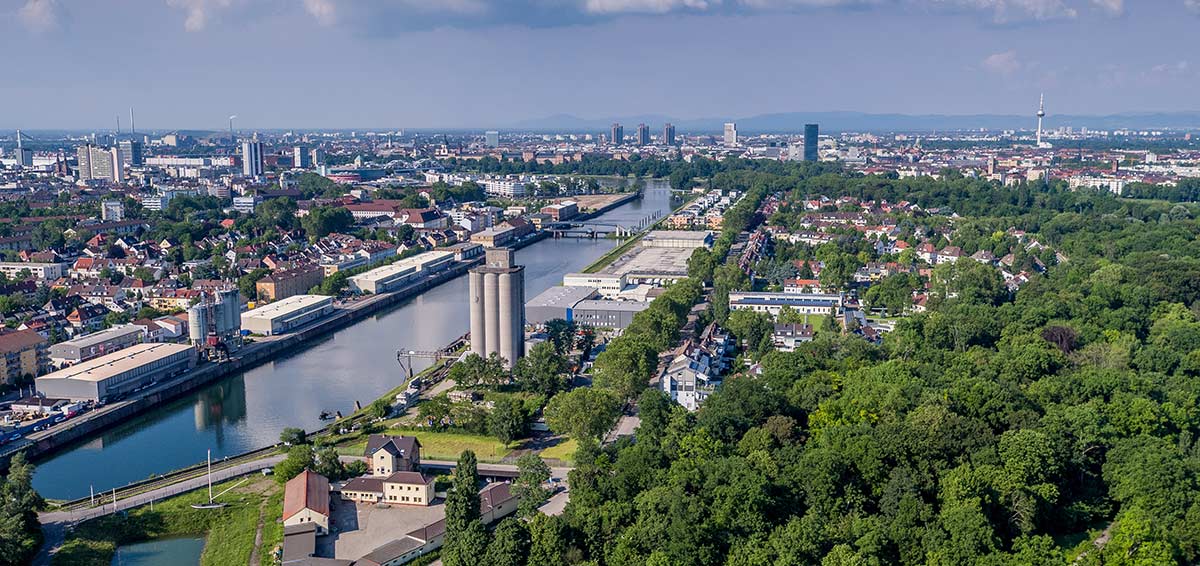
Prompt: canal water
<box><xmin>110</xmin><ymin>536</ymin><xmax>205</xmax><ymax>566</ymax></box>
<box><xmin>35</xmin><ymin>183</ymin><xmax>675</xmax><ymax>499</ymax></box>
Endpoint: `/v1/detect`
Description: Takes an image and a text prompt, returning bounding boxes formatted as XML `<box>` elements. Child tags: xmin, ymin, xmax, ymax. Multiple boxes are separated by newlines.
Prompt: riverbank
<box><xmin>578</xmin><ymin>190</ymin><xmax>698</xmax><ymax>274</ymax></box>
<box><xmin>4</xmin><ymin>235</ymin><xmax>553</xmax><ymax>473</ymax></box>
<box><xmin>52</xmin><ymin>476</ymin><xmax>282</xmax><ymax>566</ymax></box>
<box><xmin>29</xmin><ymin>185</ymin><xmax>674</xmax><ymax>500</ymax></box>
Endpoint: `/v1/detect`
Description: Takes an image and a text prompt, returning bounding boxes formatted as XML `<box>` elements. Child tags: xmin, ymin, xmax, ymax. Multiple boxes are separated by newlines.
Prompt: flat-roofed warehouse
<box><xmin>640</xmin><ymin>230</ymin><xmax>713</xmax><ymax>249</ymax></box>
<box><xmin>348</xmin><ymin>251</ymin><xmax>455</xmax><ymax>294</ymax></box>
<box><xmin>526</xmin><ymin>285</ymin><xmax>650</xmax><ymax>329</ymax></box>
<box><xmin>241</xmin><ymin>295</ymin><xmax>335</xmax><ymax>336</ymax></box>
<box><xmin>35</xmin><ymin>342</ymin><xmax>196</xmax><ymax>401</ymax></box>
<box><xmin>49</xmin><ymin>324</ymin><xmax>145</xmax><ymax>367</ymax></box>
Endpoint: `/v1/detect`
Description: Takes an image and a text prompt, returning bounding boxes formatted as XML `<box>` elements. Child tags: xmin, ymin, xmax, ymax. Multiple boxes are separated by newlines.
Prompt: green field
<box><xmin>339</xmin><ymin>427</ymin><xmax>512</xmax><ymax>462</ymax></box>
<box><xmin>539</xmin><ymin>438</ymin><xmax>578</xmax><ymax>464</ymax></box>
<box><xmin>54</xmin><ymin>477</ymin><xmax>282</xmax><ymax>566</ymax></box>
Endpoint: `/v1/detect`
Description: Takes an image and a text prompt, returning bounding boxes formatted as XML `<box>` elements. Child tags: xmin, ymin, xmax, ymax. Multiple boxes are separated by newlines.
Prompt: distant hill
<box><xmin>510</xmin><ymin>111</ymin><xmax>1200</xmax><ymax>133</ymax></box>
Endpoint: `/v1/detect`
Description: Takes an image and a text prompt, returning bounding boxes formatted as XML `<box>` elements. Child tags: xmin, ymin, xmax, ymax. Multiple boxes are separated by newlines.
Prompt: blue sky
<box><xmin>3</xmin><ymin>0</ymin><xmax>1198</xmax><ymax>129</ymax></box>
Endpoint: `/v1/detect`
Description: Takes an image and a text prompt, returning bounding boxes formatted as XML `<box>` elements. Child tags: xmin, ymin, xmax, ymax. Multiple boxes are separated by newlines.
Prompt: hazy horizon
<box><xmin>5</xmin><ymin>0</ymin><xmax>1200</xmax><ymax>130</ymax></box>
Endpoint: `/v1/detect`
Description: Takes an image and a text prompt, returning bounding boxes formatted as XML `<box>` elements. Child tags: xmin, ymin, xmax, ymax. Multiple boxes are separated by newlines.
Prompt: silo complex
<box><xmin>468</xmin><ymin>248</ymin><xmax>525</xmax><ymax>367</ymax></box>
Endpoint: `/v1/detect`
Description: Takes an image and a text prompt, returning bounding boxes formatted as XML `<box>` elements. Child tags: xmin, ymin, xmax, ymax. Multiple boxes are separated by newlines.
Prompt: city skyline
<box><xmin>4</xmin><ymin>0</ymin><xmax>1200</xmax><ymax>129</ymax></box>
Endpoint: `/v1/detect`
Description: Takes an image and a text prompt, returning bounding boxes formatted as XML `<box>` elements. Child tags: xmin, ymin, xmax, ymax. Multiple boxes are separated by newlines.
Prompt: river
<box><xmin>34</xmin><ymin>183</ymin><xmax>675</xmax><ymax>500</ymax></box>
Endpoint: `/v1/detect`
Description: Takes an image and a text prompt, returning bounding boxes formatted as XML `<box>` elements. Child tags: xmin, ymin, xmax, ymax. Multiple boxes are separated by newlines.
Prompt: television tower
<box><xmin>1036</xmin><ymin>94</ymin><xmax>1048</xmax><ymax>148</ymax></box>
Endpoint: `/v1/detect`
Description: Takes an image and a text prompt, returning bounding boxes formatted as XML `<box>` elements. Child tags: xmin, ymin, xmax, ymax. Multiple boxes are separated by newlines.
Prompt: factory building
<box><xmin>35</xmin><ymin>343</ymin><xmax>196</xmax><ymax>401</ymax></box>
<box><xmin>525</xmin><ymin>285</ymin><xmax>651</xmax><ymax>329</ymax></box>
<box><xmin>187</xmin><ymin>289</ymin><xmax>243</xmax><ymax>359</ymax></box>
<box><xmin>49</xmin><ymin>324</ymin><xmax>145</xmax><ymax>367</ymax></box>
<box><xmin>468</xmin><ymin>248</ymin><xmax>525</xmax><ymax>367</ymax></box>
<box><xmin>348</xmin><ymin>251</ymin><xmax>455</xmax><ymax>294</ymax></box>
<box><xmin>563</xmin><ymin>273</ymin><xmax>627</xmax><ymax>297</ymax></box>
<box><xmin>240</xmin><ymin>295</ymin><xmax>334</xmax><ymax>336</ymax></box>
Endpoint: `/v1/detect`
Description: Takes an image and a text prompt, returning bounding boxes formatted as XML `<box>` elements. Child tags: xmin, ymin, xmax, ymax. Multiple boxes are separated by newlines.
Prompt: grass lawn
<box><xmin>539</xmin><ymin>438</ymin><xmax>578</xmax><ymax>464</ymax></box>
<box><xmin>338</xmin><ymin>427</ymin><xmax>512</xmax><ymax>462</ymax></box>
<box><xmin>55</xmin><ymin>476</ymin><xmax>281</xmax><ymax>566</ymax></box>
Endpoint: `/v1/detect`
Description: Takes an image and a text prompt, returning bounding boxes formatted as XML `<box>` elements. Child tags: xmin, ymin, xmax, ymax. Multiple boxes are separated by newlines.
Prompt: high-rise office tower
<box><xmin>804</xmin><ymin>124</ymin><xmax>819</xmax><ymax>162</ymax></box>
<box><xmin>636</xmin><ymin>123</ymin><xmax>650</xmax><ymax>146</ymax></box>
<box><xmin>77</xmin><ymin>144</ymin><xmax>120</xmax><ymax>182</ymax></box>
<box><xmin>242</xmin><ymin>135</ymin><xmax>264</xmax><ymax>177</ymax></box>
<box><xmin>469</xmin><ymin>248</ymin><xmax>526</xmax><ymax>368</ymax></box>
<box><xmin>310</xmin><ymin>147</ymin><xmax>325</xmax><ymax>167</ymax></box>
<box><xmin>293</xmin><ymin>145</ymin><xmax>311</xmax><ymax>168</ymax></box>
<box><xmin>118</xmin><ymin>140</ymin><xmax>144</xmax><ymax>167</ymax></box>
<box><xmin>611</xmin><ymin>123</ymin><xmax>624</xmax><ymax>146</ymax></box>
<box><xmin>723</xmin><ymin>122</ymin><xmax>738</xmax><ymax>146</ymax></box>
<box><xmin>662</xmin><ymin>123</ymin><xmax>676</xmax><ymax>146</ymax></box>
<box><xmin>485</xmin><ymin>131</ymin><xmax>500</xmax><ymax>148</ymax></box>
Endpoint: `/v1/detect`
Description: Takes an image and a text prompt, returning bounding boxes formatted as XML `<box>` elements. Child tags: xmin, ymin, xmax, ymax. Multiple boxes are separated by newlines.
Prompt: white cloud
<box><xmin>166</xmin><ymin>0</ymin><xmax>235</xmax><ymax>32</ymax></box>
<box><xmin>18</xmin><ymin>0</ymin><xmax>61</xmax><ymax>32</ymax></box>
<box><xmin>1150</xmin><ymin>60</ymin><xmax>1190</xmax><ymax>76</ymax></box>
<box><xmin>926</xmin><ymin>0</ymin><xmax>1077</xmax><ymax>23</ymax></box>
<box><xmin>1187</xmin><ymin>0</ymin><xmax>1200</xmax><ymax>13</ymax></box>
<box><xmin>304</xmin><ymin>0</ymin><xmax>337</xmax><ymax>25</ymax></box>
<box><xmin>1090</xmin><ymin>0</ymin><xmax>1122</xmax><ymax>15</ymax></box>
<box><xmin>584</xmin><ymin>0</ymin><xmax>715</xmax><ymax>13</ymax></box>
<box><xmin>982</xmin><ymin>50</ymin><xmax>1021</xmax><ymax>74</ymax></box>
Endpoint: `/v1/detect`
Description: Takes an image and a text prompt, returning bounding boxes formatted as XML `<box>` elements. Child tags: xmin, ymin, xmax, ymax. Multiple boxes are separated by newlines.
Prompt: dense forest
<box><xmin>508</xmin><ymin>166</ymin><xmax>1200</xmax><ymax>565</ymax></box>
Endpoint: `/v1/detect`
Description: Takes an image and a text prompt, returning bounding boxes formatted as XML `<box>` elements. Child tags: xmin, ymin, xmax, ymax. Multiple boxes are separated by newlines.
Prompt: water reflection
<box><xmin>35</xmin><ymin>183</ymin><xmax>675</xmax><ymax>499</ymax></box>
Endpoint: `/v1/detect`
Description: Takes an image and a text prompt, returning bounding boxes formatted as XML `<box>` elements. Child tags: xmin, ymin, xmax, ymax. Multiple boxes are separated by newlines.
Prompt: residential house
<box><xmin>772</xmin><ymin>323</ymin><xmax>814</xmax><ymax>352</ymax></box>
<box><xmin>364</xmin><ymin>434</ymin><xmax>421</xmax><ymax>476</ymax></box>
<box><xmin>339</xmin><ymin>471</ymin><xmax>435</xmax><ymax>506</ymax></box>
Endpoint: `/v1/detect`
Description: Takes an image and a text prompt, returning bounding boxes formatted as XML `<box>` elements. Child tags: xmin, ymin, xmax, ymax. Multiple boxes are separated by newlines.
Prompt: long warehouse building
<box><xmin>241</xmin><ymin>295</ymin><xmax>335</xmax><ymax>336</ymax></box>
<box><xmin>349</xmin><ymin>251</ymin><xmax>456</xmax><ymax>294</ymax></box>
<box><xmin>525</xmin><ymin>285</ymin><xmax>651</xmax><ymax>329</ymax></box>
<box><xmin>35</xmin><ymin>342</ymin><xmax>196</xmax><ymax>401</ymax></box>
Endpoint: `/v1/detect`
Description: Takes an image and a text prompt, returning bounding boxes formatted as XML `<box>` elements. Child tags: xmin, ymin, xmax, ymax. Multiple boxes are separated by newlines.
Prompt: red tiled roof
<box><xmin>283</xmin><ymin>470</ymin><xmax>330</xmax><ymax>520</ymax></box>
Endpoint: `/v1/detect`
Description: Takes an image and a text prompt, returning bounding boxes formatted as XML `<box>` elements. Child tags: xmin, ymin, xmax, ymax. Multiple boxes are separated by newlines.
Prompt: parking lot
<box><xmin>320</xmin><ymin>493</ymin><xmax>448</xmax><ymax>560</ymax></box>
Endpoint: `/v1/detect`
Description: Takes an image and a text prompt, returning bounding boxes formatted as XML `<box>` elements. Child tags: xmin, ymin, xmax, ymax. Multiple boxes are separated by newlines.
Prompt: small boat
<box><xmin>191</xmin><ymin>450</ymin><xmax>228</xmax><ymax>509</ymax></box>
<box><xmin>319</xmin><ymin>411</ymin><xmax>333</xmax><ymax>420</ymax></box>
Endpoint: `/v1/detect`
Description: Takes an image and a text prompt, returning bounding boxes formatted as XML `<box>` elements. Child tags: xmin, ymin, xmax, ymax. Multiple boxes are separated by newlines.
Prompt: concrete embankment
<box><xmin>4</xmin><ymin>234</ymin><xmax>554</xmax><ymax>470</ymax></box>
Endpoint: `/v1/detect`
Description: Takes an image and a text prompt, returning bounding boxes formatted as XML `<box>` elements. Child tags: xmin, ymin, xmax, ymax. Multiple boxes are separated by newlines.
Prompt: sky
<box><xmin>2</xmin><ymin>0</ymin><xmax>1199</xmax><ymax>130</ymax></box>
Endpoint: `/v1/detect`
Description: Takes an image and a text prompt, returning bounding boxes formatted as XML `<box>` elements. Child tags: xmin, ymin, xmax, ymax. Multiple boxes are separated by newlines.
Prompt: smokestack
<box><xmin>130</xmin><ymin>107</ymin><xmax>135</xmax><ymax>135</ymax></box>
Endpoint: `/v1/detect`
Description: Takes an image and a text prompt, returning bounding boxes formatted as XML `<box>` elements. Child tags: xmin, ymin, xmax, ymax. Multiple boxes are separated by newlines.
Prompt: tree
<box><xmin>513</xmin><ymin>341</ymin><xmax>568</xmax><ymax>396</ymax></box>
<box><xmin>301</xmin><ymin>206</ymin><xmax>354</xmax><ymax>239</ymax></box>
<box><xmin>527</xmin><ymin>514</ymin><xmax>569</xmax><ymax>566</ymax></box>
<box><xmin>592</xmin><ymin>338</ymin><xmax>657</xmax><ymax>399</ymax></box>
<box><xmin>274</xmin><ymin>444</ymin><xmax>315</xmax><ymax>484</ymax></box>
<box><xmin>544</xmin><ymin>387</ymin><xmax>621</xmax><ymax>443</ymax></box>
<box><xmin>0</xmin><ymin>453</ymin><xmax>43</xmax><ymax>566</ymax></box>
<box><xmin>238</xmin><ymin>268</ymin><xmax>270</xmax><ymax>299</ymax></box>
<box><xmin>725</xmin><ymin>309</ymin><xmax>775</xmax><ymax>356</ymax></box>
<box><xmin>368</xmin><ymin>398</ymin><xmax>392</xmax><ymax>420</ymax></box>
<box><xmin>544</xmin><ymin>318</ymin><xmax>577</xmax><ymax>355</ymax></box>
<box><xmin>443</xmin><ymin>450</ymin><xmax>485</xmax><ymax>566</ymax></box>
<box><xmin>687</xmin><ymin>247</ymin><xmax>717</xmax><ymax>282</ymax></box>
<box><xmin>488</xmin><ymin>397</ymin><xmax>527</xmax><ymax>444</ymax></box>
<box><xmin>314</xmin><ymin>446</ymin><xmax>347</xmax><ymax>481</ymax></box>
<box><xmin>484</xmin><ymin>518</ymin><xmax>531</xmax><ymax>566</ymax></box>
<box><xmin>513</xmin><ymin>453</ymin><xmax>552</xmax><ymax>517</ymax></box>
<box><xmin>450</xmin><ymin>353</ymin><xmax>508</xmax><ymax>388</ymax></box>
<box><xmin>279</xmin><ymin>427</ymin><xmax>307</xmax><ymax>446</ymax></box>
